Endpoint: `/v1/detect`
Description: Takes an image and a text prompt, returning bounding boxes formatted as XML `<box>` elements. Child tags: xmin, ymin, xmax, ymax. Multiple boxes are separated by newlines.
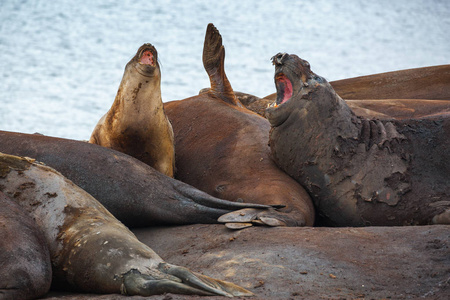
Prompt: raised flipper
<box><xmin>203</xmin><ymin>23</ymin><xmax>241</xmax><ymax>106</ymax></box>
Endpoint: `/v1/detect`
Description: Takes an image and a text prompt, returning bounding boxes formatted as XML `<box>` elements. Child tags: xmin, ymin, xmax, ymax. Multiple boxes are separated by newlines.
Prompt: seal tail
<box><xmin>203</xmin><ymin>23</ymin><xmax>241</xmax><ymax>106</ymax></box>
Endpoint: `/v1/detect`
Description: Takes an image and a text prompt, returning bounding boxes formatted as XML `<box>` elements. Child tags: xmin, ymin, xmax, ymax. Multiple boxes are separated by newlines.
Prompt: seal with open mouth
<box><xmin>164</xmin><ymin>24</ymin><xmax>315</xmax><ymax>228</ymax></box>
<box><xmin>238</xmin><ymin>65</ymin><xmax>450</xmax><ymax>120</ymax></box>
<box><xmin>266</xmin><ymin>53</ymin><xmax>450</xmax><ymax>226</ymax></box>
<box><xmin>90</xmin><ymin>44</ymin><xmax>175</xmax><ymax>178</ymax></box>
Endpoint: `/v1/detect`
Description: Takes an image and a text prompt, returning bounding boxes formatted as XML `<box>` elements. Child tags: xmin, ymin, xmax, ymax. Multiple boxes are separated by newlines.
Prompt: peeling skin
<box><xmin>89</xmin><ymin>43</ymin><xmax>175</xmax><ymax>178</ymax></box>
<box><xmin>266</xmin><ymin>53</ymin><xmax>450</xmax><ymax>226</ymax></box>
<box><xmin>0</xmin><ymin>152</ymin><xmax>254</xmax><ymax>296</ymax></box>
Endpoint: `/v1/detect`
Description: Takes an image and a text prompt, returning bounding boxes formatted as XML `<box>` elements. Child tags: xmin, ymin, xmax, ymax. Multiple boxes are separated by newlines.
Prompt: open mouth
<box><xmin>275</xmin><ymin>73</ymin><xmax>293</xmax><ymax>106</ymax></box>
<box><xmin>139</xmin><ymin>49</ymin><xmax>155</xmax><ymax>66</ymax></box>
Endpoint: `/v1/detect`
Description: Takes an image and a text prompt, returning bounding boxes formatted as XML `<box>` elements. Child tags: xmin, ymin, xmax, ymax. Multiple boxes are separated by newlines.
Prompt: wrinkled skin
<box><xmin>0</xmin><ymin>153</ymin><xmax>253</xmax><ymax>297</ymax></box>
<box><xmin>266</xmin><ymin>53</ymin><xmax>450</xmax><ymax>226</ymax></box>
<box><xmin>90</xmin><ymin>44</ymin><xmax>175</xmax><ymax>178</ymax></box>
<box><xmin>0</xmin><ymin>130</ymin><xmax>278</xmax><ymax>228</ymax></box>
<box><xmin>164</xmin><ymin>24</ymin><xmax>314</xmax><ymax>227</ymax></box>
<box><xmin>0</xmin><ymin>191</ymin><xmax>52</xmax><ymax>300</ymax></box>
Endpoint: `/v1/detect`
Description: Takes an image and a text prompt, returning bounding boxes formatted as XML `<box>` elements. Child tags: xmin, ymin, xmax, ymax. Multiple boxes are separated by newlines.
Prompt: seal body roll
<box><xmin>266</xmin><ymin>53</ymin><xmax>450</xmax><ymax>226</ymax></box>
<box><xmin>0</xmin><ymin>191</ymin><xmax>52</xmax><ymax>300</ymax></box>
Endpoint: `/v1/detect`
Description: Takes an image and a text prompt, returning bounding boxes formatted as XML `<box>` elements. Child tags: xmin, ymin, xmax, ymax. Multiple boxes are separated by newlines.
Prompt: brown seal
<box><xmin>244</xmin><ymin>65</ymin><xmax>450</xmax><ymax>119</ymax></box>
<box><xmin>345</xmin><ymin>99</ymin><xmax>450</xmax><ymax>120</ymax></box>
<box><xmin>330</xmin><ymin>65</ymin><xmax>450</xmax><ymax>100</ymax></box>
<box><xmin>266</xmin><ymin>53</ymin><xmax>450</xmax><ymax>226</ymax></box>
<box><xmin>89</xmin><ymin>44</ymin><xmax>175</xmax><ymax>177</ymax></box>
<box><xmin>0</xmin><ymin>191</ymin><xmax>52</xmax><ymax>300</ymax></box>
<box><xmin>0</xmin><ymin>152</ymin><xmax>254</xmax><ymax>297</ymax></box>
<box><xmin>0</xmin><ymin>130</ymin><xmax>283</xmax><ymax>228</ymax></box>
<box><xmin>164</xmin><ymin>24</ymin><xmax>315</xmax><ymax>227</ymax></box>
<box><xmin>263</xmin><ymin>65</ymin><xmax>450</xmax><ymax>101</ymax></box>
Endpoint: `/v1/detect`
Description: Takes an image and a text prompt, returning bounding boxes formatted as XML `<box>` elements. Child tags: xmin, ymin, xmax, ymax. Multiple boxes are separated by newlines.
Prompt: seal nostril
<box><xmin>272</xmin><ymin>53</ymin><xmax>288</xmax><ymax>66</ymax></box>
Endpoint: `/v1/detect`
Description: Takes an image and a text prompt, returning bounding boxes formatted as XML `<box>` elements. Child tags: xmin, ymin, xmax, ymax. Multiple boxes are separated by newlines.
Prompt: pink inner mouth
<box><xmin>140</xmin><ymin>50</ymin><xmax>154</xmax><ymax>65</ymax></box>
<box><xmin>277</xmin><ymin>74</ymin><xmax>293</xmax><ymax>105</ymax></box>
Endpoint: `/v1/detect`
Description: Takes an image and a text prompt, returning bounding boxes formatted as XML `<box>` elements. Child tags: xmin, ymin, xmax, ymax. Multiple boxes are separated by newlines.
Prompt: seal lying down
<box><xmin>0</xmin><ymin>153</ymin><xmax>254</xmax><ymax>298</ymax></box>
<box><xmin>0</xmin><ymin>130</ymin><xmax>283</xmax><ymax>228</ymax></box>
<box><xmin>266</xmin><ymin>53</ymin><xmax>450</xmax><ymax>226</ymax></box>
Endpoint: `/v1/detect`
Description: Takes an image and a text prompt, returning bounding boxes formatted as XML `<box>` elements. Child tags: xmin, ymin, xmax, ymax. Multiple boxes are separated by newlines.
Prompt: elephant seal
<box><xmin>266</xmin><ymin>53</ymin><xmax>450</xmax><ymax>226</ymax></box>
<box><xmin>0</xmin><ymin>153</ymin><xmax>252</xmax><ymax>297</ymax></box>
<box><xmin>263</xmin><ymin>65</ymin><xmax>450</xmax><ymax>101</ymax></box>
<box><xmin>90</xmin><ymin>43</ymin><xmax>175</xmax><ymax>178</ymax></box>
<box><xmin>246</xmin><ymin>65</ymin><xmax>450</xmax><ymax>119</ymax></box>
<box><xmin>0</xmin><ymin>191</ymin><xmax>52</xmax><ymax>300</ymax></box>
<box><xmin>164</xmin><ymin>24</ymin><xmax>315</xmax><ymax>227</ymax></box>
<box><xmin>330</xmin><ymin>65</ymin><xmax>450</xmax><ymax>100</ymax></box>
<box><xmin>222</xmin><ymin>91</ymin><xmax>450</xmax><ymax>120</ymax></box>
<box><xmin>0</xmin><ymin>130</ymin><xmax>283</xmax><ymax>228</ymax></box>
<box><xmin>345</xmin><ymin>99</ymin><xmax>450</xmax><ymax>120</ymax></box>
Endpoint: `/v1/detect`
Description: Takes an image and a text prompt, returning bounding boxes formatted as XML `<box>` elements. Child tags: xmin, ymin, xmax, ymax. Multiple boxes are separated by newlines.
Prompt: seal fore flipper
<box><xmin>203</xmin><ymin>23</ymin><xmax>241</xmax><ymax>106</ymax></box>
<box><xmin>218</xmin><ymin>207</ymin><xmax>303</xmax><ymax>229</ymax></box>
<box><xmin>122</xmin><ymin>264</ymin><xmax>253</xmax><ymax>297</ymax></box>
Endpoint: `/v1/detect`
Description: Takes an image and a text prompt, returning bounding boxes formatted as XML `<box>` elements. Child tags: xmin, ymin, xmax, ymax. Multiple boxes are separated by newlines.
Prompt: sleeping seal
<box><xmin>0</xmin><ymin>152</ymin><xmax>253</xmax><ymax>297</ymax></box>
<box><xmin>0</xmin><ymin>130</ymin><xmax>282</xmax><ymax>228</ymax></box>
<box><xmin>0</xmin><ymin>191</ymin><xmax>52</xmax><ymax>300</ymax></box>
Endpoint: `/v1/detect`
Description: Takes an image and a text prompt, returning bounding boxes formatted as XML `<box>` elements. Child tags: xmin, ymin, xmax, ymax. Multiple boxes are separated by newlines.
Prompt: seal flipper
<box><xmin>203</xmin><ymin>23</ymin><xmax>241</xmax><ymax>107</ymax></box>
<box><xmin>218</xmin><ymin>207</ymin><xmax>305</xmax><ymax>228</ymax></box>
<box><xmin>122</xmin><ymin>264</ymin><xmax>253</xmax><ymax>297</ymax></box>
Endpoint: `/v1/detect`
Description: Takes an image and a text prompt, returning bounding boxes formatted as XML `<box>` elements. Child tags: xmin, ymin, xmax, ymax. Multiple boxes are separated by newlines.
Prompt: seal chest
<box><xmin>89</xmin><ymin>43</ymin><xmax>175</xmax><ymax>178</ymax></box>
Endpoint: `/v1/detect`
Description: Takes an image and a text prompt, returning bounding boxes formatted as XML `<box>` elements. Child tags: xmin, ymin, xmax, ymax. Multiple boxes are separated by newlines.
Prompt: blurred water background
<box><xmin>1</xmin><ymin>0</ymin><xmax>449</xmax><ymax>140</ymax></box>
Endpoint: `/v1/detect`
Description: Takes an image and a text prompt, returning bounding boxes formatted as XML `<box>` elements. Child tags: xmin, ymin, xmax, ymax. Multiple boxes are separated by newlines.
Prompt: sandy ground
<box><xmin>42</xmin><ymin>224</ymin><xmax>449</xmax><ymax>300</ymax></box>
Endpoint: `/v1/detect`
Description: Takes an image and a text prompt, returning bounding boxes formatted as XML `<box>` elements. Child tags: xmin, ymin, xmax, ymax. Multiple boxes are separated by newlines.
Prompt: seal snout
<box><xmin>272</xmin><ymin>52</ymin><xmax>288</xmax><ymax>66</ymax></box>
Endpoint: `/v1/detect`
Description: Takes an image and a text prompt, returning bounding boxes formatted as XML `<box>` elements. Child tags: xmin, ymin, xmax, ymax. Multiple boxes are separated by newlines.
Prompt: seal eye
<box><xmin>140</xmin><ymin>50</ymin><xmax>154</xmax><ymax>65</ymax></box>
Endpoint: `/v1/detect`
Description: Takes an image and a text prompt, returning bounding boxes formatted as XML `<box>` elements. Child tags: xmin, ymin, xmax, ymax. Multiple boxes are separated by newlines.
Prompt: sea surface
<box><xmin>1</xmin><ymin>0</ymin><xmax>449</xmax><ymax>140</ymax></box>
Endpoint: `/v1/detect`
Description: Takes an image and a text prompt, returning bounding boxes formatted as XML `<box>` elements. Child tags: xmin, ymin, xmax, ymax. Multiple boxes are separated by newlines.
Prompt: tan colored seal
<box><xmin>0</xmin><ymin>152</ymin><xmax>253</xmax><ymax>297</ymax></box>
<box><xmin>90</xmin><ymin>44</ymin><xmax>175</xmax><ymax>177</ymax></box>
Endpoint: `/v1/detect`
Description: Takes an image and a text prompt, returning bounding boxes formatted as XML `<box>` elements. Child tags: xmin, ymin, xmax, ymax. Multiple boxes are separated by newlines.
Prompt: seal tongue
<box><xmin>140</xmin><ymin>50</ymin><xmax>154</xmax><ymax>65</ymax></box>
<box><xmin>276</xmin><ymin>74</ymin><xmax>293</xmax><ymax>105</ymax></box>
